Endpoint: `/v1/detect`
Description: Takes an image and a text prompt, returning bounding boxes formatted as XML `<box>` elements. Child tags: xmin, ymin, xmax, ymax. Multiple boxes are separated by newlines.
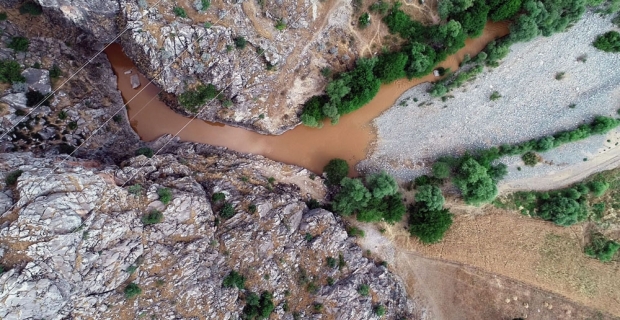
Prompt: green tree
<box><xmin>358</xmin><ymin>12</ymin><xmax>371</xmax><ymax>28</ymax></box>
<box><xmin>0</xmin><ymin>60</ymin><xmax>25</xmax><ymax>84</ymax></box>
<box><xmin>374</xmin><ymin>52</ymin><xmax>408</xmax><ymax>83</ymax></box>
<box><xmin>452</xmin><ymin>0</ymin><xmax>489</xmax><ymax>38</ymax></box>
<box><xmin>589</xmin><ymin>180</ymin><xmax>609</xmax><ymax>197</ymax></box>
<box><xmin>323</xmin><ymin>158</ymin><xmax>349</xmax><ymax>185</ymax></box>
<box><xmin>405</xmin><ymin>42</ymin><xmax>437</xmax><ymax>78</ymax></box>
<box><xmin>537</xmin><ymin>194</ymin><xmax>586</xmax><ymax>226</ymax></box>
<box><xmin>365</xmin><ymin>171</ymin><xmax>399</xmax><ymax>199</ymax></box>
<box><xmin>415</xmin><ymin>185</ymin><xmax>445</xmax><ymax>211</ymax></box>
<box><xmin>453</xmin><ymin>158</ymin><xmax>498</xmax><ymax>206</ymax></box>
<box><xmin>409</xmin><ymin>208</ymin><xmax>453</xmax><ymax>244</ymax></box>
<box><xmin>432</xmin><ymin>162</ymin><xmax>450</xmax><ymax>179</ymax></box>
<box><xmin>8</xmin><ymin>37</ymin><xmax>29</xmax><ymax>52</ymax></box>
<box><xmin>332</xmin><ymin>178</ymin><xmax>371</xmax><ymax>216</ymax></box>
<box><xmin>489</xmin><ymin>0</ymin><xmax>522</xmax><ymax>21</ymax></box>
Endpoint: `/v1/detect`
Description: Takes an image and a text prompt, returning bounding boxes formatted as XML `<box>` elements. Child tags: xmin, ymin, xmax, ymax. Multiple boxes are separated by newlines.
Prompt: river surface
<box><xmin>104</xmin><ymin>22</ymin><xmax>508</xmax><ymax>175</ymax></box>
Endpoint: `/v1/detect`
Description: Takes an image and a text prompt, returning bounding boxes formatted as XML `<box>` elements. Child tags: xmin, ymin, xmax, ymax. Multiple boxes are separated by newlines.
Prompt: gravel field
<box><xmin>359</xmin><ymin>12</ymin><xmax>620</xmax><ymax>188</ymax></box>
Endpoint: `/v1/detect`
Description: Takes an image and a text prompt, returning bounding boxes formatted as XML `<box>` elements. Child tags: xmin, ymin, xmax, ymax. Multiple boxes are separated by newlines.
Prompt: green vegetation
<box><xmin>19</xmin><ymin>1</ymin><xmax>43</xmax><ymax>16</ymax></box>
<box><xmin>178</xmin><ymin>83</ymin><xmax>219</xmax><ymax>112</ymax></box>
<box><xmin>124</xmin><ymin>282</ymin><xmax>142</xmax><ymax>299</ymax></box>
<box><xmin>222</xmin><ymin>270</ymin><xmax>246</xmax><ymax>289</ymax></box>
<box><xmin>409</xmin><ymin>185</ymin><xmax>453</xmax><ymax>244</ymax></box>
<box><xmin>489</xmin><ymin>91</ymin><xmax>501</xmax><ymax>101</ymax></box>
<box><xmin>357</xmin><ymin>284</ymin><xmax>370</xmax><ymax>296</ymax></box>
<box><xmin>173</xmin><ymin>6</ymin><xmax>187</xmax><ymax>18</ymax></box>
<box><xmin>323</xmin><ymin>158</ymin><xmax>349</xmax><ymax>185</ymax></box>
<box><xmin>200</xmin><ymin>0</ymin><xmax>211</xmax><ymax>10</ymax></box>
<box><xmin>0</xmin><ymin>12</ymin><xmax>7</xmax><ymax>21</ymax></box>
<box><xmin>5</xmin><ymin>170</ymin><xmax>23</xmax><ymax>186</ymax></box>
<box><xmin>242</xmin><ymin>291</ymin><xmax>274</xmax><ymax>320</ymax></box>
<box><xmin>521</xmin><ymin>151</ymin><xmax>539</xmax><ymax>166</ymax></box>
<box><xmin>212</xmin><ymin>192</ymin><xmax>226</xmax><ymax>202</ymax></box>
<box><xmin>275</xmin><ymin>19</ymin><xmax>286</xmax><ymax>31</ymax></box>
<box><xmin>555</xmin><ymin>71</ymin><xmax>566</xmax><ymax>80</ymax></box>
<box><xmin>358</xmin><ymin>12</ymin><xmax>371</xmax><ymax>29</ymax></box>
<box><xmin>369</xmin><ymin>1</ymin><xmax>390</xmax><ymax>14</ymax></box>
<box><xmin>593</xmin><ymin>31</ymin><xmax>620</xmax><ymax>52</ymax></box>
<box><xmin>141</xmin><ymin>209</ymin><xmax>164</xmax><ymax>225</ymax></box>
<box><xmin>0</xmin><ymin>60</ymin><xmax>25</xmax><ymax>84</ymax></box>
<box><xmin>326</xmin><ymin>256</ymin><xmax>337</xmax><ymax>268</ymax></box>
<box><xmin>128</xmin><ymin>184</ymin><xmax>142</xmax><ymax>196</ymax></box>
<box><xmin>126</xmin><ymin>265</ymin><xmax>138</xmax><ymax>274</ymax></box>
<box><xmin>453</xmin><ymin>157</ymin><xmax>499</xmax><ymax>206</ymax></box>
<box><xmin>346</xmin><ymin>225</ymin><xmax>365</xmax><ymax>237</ymax></box>
<box><xmin>135</xmin><ymin>147</ymin><xmax>154</xmax><ymax>158</ymax></box>
<box><xmin>220</xmin><ymin>202</ymin><xmax>235</xmax><ymax>219</ymax></box>
<box><xmin>157</xmin><ymin>188</ymin><xmax>172</xmax><ymax>204</ymax></box>
<box><xmin>8</xmin><ymin>37</ymin><xmax>29</xmax><ymax>52</ymax></box>
<box><xmin>49</xmin><ymin>64</ymin><xmax>62</xmax><ymax>79</ymax></box>
<box><xmin>374</xmin><ymin>304</ymin><xmax>387</xmax><ymax>317</ymax></box>
<box><xmin>234</xmin><ymin>36</ymin><xmax>247</xmax><ymax>49</ymax></box>
<box><xmin>585</xmin><ymin>233</ymin><xmax>620</xmax><ymax>262</ymax></box>
<box><xmin>25</xmin><ymin>90</ymin><xmax>50</xmax><ymax>107</ymax></box>
<box><xmin>432</xmin><ymin>162</ymin><xmax>450</xmax><ymax>179</ymax></box>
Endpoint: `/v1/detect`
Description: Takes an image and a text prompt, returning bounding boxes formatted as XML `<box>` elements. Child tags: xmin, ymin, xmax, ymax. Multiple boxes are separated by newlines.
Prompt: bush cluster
<box><xmin>593</xmin><ymin>31</ymin><xmax>620</xmax><ymax>52</ymax></box>
<box><xmin>178</xmin><ymin>83</ymin><xmax>219</xmax><ymax>112</ymax></box>
<box><xmin>408</xmin><ymin>185</ymin><xmax>453</xmax><ymax>244</ymax></box>
<box><xmin>0</xmin><ymin>60</ymin><xmax>25</xmax><ymax>84</ymax></box>
<box><xmin>242</xmin><ymin>291</ymin><xmax>274</xmax><ymax>320</ymax></box>
<box><xmin>585</xmin><ymin>233</ymin><xmax>620</xmax><ymax>262</ymax></box>
<box><xmin>331</xmin><ymin>171</ymin><xmax>405</xmax><ymax>224</ymax></box>
<box><xmin>222</xmin><ymin>270</ymin><xmax>245</xmax><ymax>289</ymax></box>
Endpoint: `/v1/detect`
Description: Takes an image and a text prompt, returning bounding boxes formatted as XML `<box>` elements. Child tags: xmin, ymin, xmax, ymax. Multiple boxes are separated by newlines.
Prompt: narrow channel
<box><xmin>104</xmin><ymin>22</ymin><xmax>509</xmax><ymax>175</ymax></box>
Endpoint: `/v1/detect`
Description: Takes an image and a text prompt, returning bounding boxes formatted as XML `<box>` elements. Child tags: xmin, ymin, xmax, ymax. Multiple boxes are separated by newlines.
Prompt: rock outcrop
<box><xmin>23</xmin><ymin>0</ymin><xmax>361</xmax><ymax>134</ymax></box>
<box><xmin>0</xmin><ymin>146</ymin><xmax>418</xmax><ymax>319</ymax></box>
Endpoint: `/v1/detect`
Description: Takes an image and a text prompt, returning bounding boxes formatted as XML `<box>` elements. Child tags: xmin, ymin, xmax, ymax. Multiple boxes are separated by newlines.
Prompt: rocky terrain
<box><xmin>31</xmin><ymin>0</ymin><xmax>364</xmax><ymax>134</ymax></box>
<box><xmin>0</xmin><ymin>11</ymin><xmax>141</xmax><ymax>163</ymax></box>
<box><xmin>0</xmin><ymin>144</ymin><xmax>418</xmax><ymax>319</ymax></box>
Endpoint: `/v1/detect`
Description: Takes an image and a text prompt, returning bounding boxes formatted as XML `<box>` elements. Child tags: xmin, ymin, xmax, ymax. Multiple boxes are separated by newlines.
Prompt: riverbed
<box><xmin>104</xmin><ymin>22</ymin><xmax>508</xmax><ymax>175</ymax></box>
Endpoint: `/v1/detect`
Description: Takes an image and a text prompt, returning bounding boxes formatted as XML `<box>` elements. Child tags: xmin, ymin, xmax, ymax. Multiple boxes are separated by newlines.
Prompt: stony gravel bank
<box><xmin>359</xmin><ymin>12</ymin><xmax>620</xmax><ymax>187</ymax></box>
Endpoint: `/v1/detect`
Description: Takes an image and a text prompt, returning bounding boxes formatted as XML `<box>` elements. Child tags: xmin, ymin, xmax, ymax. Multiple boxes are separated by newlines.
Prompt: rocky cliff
<box><xmin>31</xmin><ymin>0</ymin><xmax>361</xmax><ymax>134</ymax></box>
<box><xmin>0</xmin><ymin>144</ymin><xmax>418</xmax><ymax>319</ymax></box>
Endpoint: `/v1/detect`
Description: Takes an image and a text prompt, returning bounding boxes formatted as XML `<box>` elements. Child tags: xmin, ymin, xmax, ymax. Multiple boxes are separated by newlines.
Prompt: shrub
<box><xmin>555</xmin><ymin>72</ymin><xmax>565</xmax><ymax>80</ymax></box>
<box><xmin>409</xmin><ymin>207</ymin><xmax>453</xmax><ymax>244</ymax></box>
<box><xmin>135</xmin><ymin>147</ymin><xmax>154</xmax><ymax>158</ymax></box>
<box><xmin>49</xmin><ymin>64</ymin><xmax>62</xmax><ymax>78</ymax></box>
<box><xmin>0</xmin><ymin>12</ymin><xmax>7</xmax><ymax>21</ymax></box>
<box><xmin>8</xmin><ymin>37</ymin><xmax>29</xmax><ymax>52</ymax></box>
<box><xmin>124</xmin><ymin>283</ymin><xmax>142</xmax><ymax>299</ymax></box>
<box><xmin>415</xmin><ymin>185</ymin><xmax>445</xmax><ymax>212</ymax></box>
<box><xmin>248</xmin><ymin>204</ymin><xmax>257</xmax><ymax>213</ymax></box>
<box><xmin>173</xmin><ymin>6</ymin><xmax>187</xmax><ymax>18</ymax></box>
<box><xmin>593</xmin><ymin>31</ymin><xmax>620</xmax><ymax>52</ymax></box>
<box><xmin>200</xmin><ymin>0</ymin><xmax>211</xmax><ymax>10</ymax></box>
<box><xmin>346</xmin><ymin>226</ymin><xmax>365</xmax><ymax>237</ymax></box>
<box><xmin>234</xmin><ymin>36</ymin><xmax>247</xmax><ymax>49</ymax></box>
<box><xmin>19</xmin><ymin>1</ymin><xmax>43</xmax><ymax>15</ymax></box>
<box><xmin>585</xmin><ymin>233</ymin><xmax>620</xmax><ymax>262</ymax></box>
<box><xmin>141</xmin><ymin>209</ymin><xmax>163</xmax><ymax>225</ymax></box>
<box><xmin>212</xmin><ymin>192</ymin><xmax>225</xmax><ymax>202</ymax></box>
<box><xmin>220</xmin><ymin>202</ymin><xmax>235</xmax><ymax>219</ymax></box>
<box><xmin>222</xmin><ymin>270</ymin><xmax>246</xmax><ymax>289</ymax></box>
<box><xmin>521</xmin><ymin>151</ymin><xmax>539</xmax><ymax>166</ymax></box>
<box><xmin>374</xmin><ymin>52</ymin><xmax>407</xmax><ymax>83</ymax></box>
<box><xmin>589</xmin><ymin>180</ymin><xmax>609</xmax><ymax>197</ymax></box>
<box><xmin>432</xmin><ymin>162</ymin><xmax>450</xmax><ymax>179</ymax></box>
<box><xmin>323</xmin><ymin>158</ymin><xmax>349</xmax><ymax>185</ymax></box>
<box><xmin>5</xmin><ymin>169</ymin><xmax>23</xmax><ymax>186</ymax></box>
<box><xmin>374</xmin><ymin>304</ymin><xmax>386</xmax><ymax>316</ymax></box>
<box><xmin>128</xmin><ymin>184</ymin><xmax>142</xmax><ymax>196</ymax></box>
<box><xmin>275</xmin><ymin>19</ymin><xmax>286</xmax><ymax>30</ymax></box>
<box><xmin>157</xmin><ymin>187</ymin><xmax>172</xmax><ymax>204</ymax></box>
<box><xmin>25</xmin><ymin>90</ymin><xmax>49</xmax><ymax>107</ymax></box>
<box><xmin>489</xmin><ymin>91</ymin><xmax>501</xmax><ymax>101</ymax></box>
<box><xmin>326</xmin><ymin>256</ymin><xmax>337</xmax><ymax>268</ymax></box>
<box><xmin>125</xmin><ymin>265</ymin><xmax>138</xmax><ymax>274</ymax></box>
<box><xmin>306</xmin><ymin>198</ymin><xmax>321</xmax><ymax>209</ymax></box>
<box><xmin>360</xmin><ymin>193</ymin><xmax>406</xmax><ymax>223</ymax></box>
<box><xmin>358</xmin><ymin>12</ymin><xmax>371</xmax><ymax>28</ymax></box>
<box><xmin>537</xmin><ymin>194</ymin><xmax>586</xmax><ymax>226</ymax></box>
<box><xmin>357</xmin><ymin>284</ymin><xmax>370</xmax><ymax>296</ymax></box>
<box><xmin>242</xmin><ymin>291</ymin><xmax>274</xmax><ymax>319</ymax></box>
<box><xmin>365</xmin><ymin>171</ymin><xmax>399</xmax><ymax>199</ymax></box>
<box><xmin>67</xmin><ymin>121</ymin><xmax>78</xmax><ymax>130</ymax></box>
<box><xmin>178</xmin><ymin>83</ymin><xmax>219</xmax><ymax>112</ymax></box>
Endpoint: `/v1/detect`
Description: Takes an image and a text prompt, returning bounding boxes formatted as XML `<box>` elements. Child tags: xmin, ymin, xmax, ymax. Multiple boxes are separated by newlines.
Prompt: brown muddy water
<box><xmin>104</xmin><ymin>22</ymin><xmax>508</xmax><ymax>175</ymax></box>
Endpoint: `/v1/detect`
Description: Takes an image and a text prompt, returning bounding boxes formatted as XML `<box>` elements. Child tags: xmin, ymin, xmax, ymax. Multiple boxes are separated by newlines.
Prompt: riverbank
<box><xmin>359</xmin><ymin>12</ymin><xmax>620</xmax><ymax>190</ymax></box>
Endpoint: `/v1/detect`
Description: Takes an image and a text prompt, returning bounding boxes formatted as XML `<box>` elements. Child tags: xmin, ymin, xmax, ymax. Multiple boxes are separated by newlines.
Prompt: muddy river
<box><xmin>104</xmin><ymin>22</ymin><xmax>508</xmax><ymax>175</ymax></box>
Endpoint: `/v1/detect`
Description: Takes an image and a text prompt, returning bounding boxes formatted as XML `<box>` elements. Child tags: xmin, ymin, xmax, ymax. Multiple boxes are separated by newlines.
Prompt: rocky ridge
<box><xmin>33</xmin><ymin>0</ymin><xmax>360</xmax><ymax>134</ymax></box>
<box><xmin>0</xmin><ymin>144</ymin><xmax>418</xmax><ymax>319</ymax></box>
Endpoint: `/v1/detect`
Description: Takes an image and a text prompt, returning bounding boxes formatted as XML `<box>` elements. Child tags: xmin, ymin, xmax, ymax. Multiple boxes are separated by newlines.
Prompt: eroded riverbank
<box><xmin>105</xmin><ymin>22</ymin><xmax>508</xmax><ymax>175</ymax></box>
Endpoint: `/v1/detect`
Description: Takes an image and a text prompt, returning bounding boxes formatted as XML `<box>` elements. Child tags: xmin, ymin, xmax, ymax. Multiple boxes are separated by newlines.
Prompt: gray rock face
<box><xmin>130</xmin><ymin>74</ymin><xmax>140</xmax><ymax>89</ymax></box>
<box><xmin>21</xmin><ymin>68</ymin><xmax>52</xmax><ymax>94</ymax></box>
<box><xmin>0</xmin><ymin>147</ymin><xmax>418</xmax><ymax>319</ymax></box>
<box><xmin>36</xmin><ymin>0</ymin><xmax>120</xmax><ymax>46</ymax></box>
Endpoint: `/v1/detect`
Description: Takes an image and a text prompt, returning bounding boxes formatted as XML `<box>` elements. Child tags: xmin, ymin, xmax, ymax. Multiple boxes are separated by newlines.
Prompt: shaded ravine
<box><xmin>105</xmin><ymin>22</ymin><xmax>509</xmax><ymax>175</ymax></box>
